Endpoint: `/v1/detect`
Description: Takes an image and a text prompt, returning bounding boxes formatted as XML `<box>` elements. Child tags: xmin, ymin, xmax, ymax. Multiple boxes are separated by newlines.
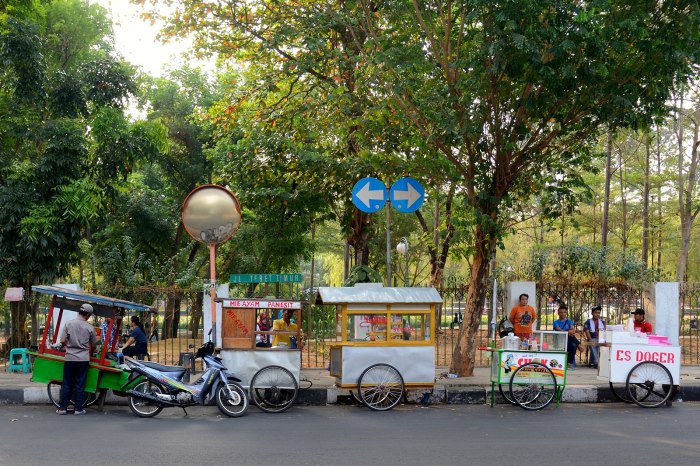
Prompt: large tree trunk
<box><xmin>675</xmin><ymin>97</ymin><xmax>700</xmax><ymax>282</ymax></box>
<box><xmin>449</xmin><ymin>224</ymin><xmax>495</xmax><ymax>376</ymax></box>
<box><xmin>642</xmin><ymin>133</ymin><xmax>650</xmax><ymax>266</ymax></box>
<box><xmin>601</xmin><ymin>131</ymin><xmax>613</xmax><ymax>248</ymax></box>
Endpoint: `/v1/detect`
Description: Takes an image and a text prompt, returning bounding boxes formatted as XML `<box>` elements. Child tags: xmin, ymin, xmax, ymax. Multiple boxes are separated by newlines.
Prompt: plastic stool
<box><xmin>8</xmin><ymin>348</ymin><xmax>31</xmax><ymax>373</ymax></box>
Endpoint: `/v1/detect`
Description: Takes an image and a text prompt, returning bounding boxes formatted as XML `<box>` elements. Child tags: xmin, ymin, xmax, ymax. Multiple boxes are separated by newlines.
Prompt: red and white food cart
<box><xmin>597</xmin><ymin>330</ymin><xmax>680</xmax><ymax>408</ymax></box>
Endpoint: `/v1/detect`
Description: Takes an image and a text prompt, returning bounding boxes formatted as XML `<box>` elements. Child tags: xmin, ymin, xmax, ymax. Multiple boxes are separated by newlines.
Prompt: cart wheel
<box><xmin>609</xmin><ymin>383</ymin><xmax>634</xmax><ymax>403</ymax></box>
<box><xmin>47</xmin><ymin>381</ymin><xmax>98</xmax><ymax>409</ymax></box>
<box><xmin>215</xmin><ymin>382</ymin><xmax>249</xmax><ymax>417</ymax></box>
<box><xmin>128</xmin><ymin>381</ymin><xmax>164</xmax><ymax>418</ymax></box>
<box><xmin>250</xmin><ymin>365</ymin><xmax>298</xmax><ymax>413</ymax></box>
<box><xmin>509</xmin><ymin>362</ymin><xmax>557</xmax><ymax>411</ymax></box>
<box><xmin>357</xmin><ymin>363</ymin><xmax>405</xmax><ymax>411</ymax></box>
<box><xmin>625</xmin><ymin>361</ymin><xmax>674</xmax><ymax>408</ymax></box>
<box><xmin>498</xmin><ymin>384</ymin><xmax>516</xmax><ymax>405</ymax></box>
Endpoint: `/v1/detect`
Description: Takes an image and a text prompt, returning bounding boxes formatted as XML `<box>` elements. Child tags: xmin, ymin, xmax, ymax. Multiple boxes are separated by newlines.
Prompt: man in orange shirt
<box><xmin>509</xmin><ymin>293</ymin><xmax>537</xmax><ymax>340</ymax></box>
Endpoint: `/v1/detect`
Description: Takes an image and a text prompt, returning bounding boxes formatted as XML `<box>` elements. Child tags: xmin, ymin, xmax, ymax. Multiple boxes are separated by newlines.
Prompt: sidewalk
<box><xmin>3</xmin><ymin>365</ymin><xmax>700</xmax><ymax>406</ymax></box>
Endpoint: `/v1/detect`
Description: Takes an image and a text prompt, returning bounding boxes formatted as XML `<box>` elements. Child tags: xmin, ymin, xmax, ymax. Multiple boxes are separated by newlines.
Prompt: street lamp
<box><xmin>396</xmin><ymin>237</ymin><xmax>409</xmax><ymax>287</ymax></box>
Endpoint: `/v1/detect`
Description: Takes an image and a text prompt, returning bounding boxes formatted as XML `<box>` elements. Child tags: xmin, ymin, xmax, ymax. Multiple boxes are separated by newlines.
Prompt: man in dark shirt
<box><xmin>121</xmin><ymin>315</ymin><xmax>148</xmax><ymax>358</ymax></box>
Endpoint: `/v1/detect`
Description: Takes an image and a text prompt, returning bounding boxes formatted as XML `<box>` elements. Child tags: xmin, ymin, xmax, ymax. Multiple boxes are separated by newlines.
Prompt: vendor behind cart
<box><xmin>57</xmin><ymin>303</ymin><xmax>96</xmax><ymax>415</ymax></box>
<box><xmin>272</xmin><ymin>309</ymin><xmax>303</xmax><ymax>349</ymax></box>
<box><xmin>632</xmin><ymin>308</ymin><xmax>652</xmax><ymax>333</ymax></box>
<box><xmin>120</xmin><ymin>315</ymin><xmax>148</xmax><ymax>358</ymax></box>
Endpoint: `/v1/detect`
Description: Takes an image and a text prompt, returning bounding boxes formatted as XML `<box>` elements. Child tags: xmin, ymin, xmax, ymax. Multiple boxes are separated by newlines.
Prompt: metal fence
<box><xmin>3</xmin><ymin>281</ymin><xmax>700</xmax><ymax>370</ymax></box>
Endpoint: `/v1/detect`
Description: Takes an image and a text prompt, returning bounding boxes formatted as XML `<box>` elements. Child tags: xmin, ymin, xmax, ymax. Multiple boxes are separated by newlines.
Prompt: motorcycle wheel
<box><xmin>128</xmin><ymin>381</ymin><xmax>164</xmax><ymax>418</ymax></box>
<box><xmin>215</xmin><ymin>382</ymin><xmax>249</xmax><ymax>418</ymax></box>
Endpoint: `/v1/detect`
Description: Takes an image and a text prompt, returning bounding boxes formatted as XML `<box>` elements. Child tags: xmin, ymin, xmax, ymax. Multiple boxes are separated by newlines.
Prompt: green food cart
<box><xmin>30</xmin><ymin>285</ymin><xmax>153</xmax><ymax>410</ymax></box>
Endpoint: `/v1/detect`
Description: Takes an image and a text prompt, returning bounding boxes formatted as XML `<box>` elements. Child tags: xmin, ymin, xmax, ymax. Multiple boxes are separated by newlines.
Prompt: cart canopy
<box><xmin>315</xmin><ymin>285</ymin><xmax>442</xmax><ymax>305</ymax></box>
<box><xmin>32</xmin><ymin>285</ymin><xmax>155</xmax><ymax>318</ymax></box>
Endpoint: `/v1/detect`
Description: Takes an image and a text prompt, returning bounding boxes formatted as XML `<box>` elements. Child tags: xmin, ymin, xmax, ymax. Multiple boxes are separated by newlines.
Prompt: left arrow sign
<box><xmin>352</xmin><ymin>177</ymin><xmax>387</xmax><ymax>213</ymax></box>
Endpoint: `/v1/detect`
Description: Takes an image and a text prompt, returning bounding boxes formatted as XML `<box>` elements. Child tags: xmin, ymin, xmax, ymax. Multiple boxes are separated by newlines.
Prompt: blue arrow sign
<box><xmin>352</xmin><ymin>177</ymin><xmax>387</xmax><ymax>213</ymax></box>
<box><xmin>390</xmin><ymin>177</ymin><xmax>425</xmax><ymax>212</ymax></box>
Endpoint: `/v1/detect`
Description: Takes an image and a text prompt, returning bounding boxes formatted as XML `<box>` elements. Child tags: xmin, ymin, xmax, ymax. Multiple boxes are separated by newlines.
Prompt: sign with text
<box><xmin>221</xmin><ymin>299</ymin><xmax>302</xmax><ymax>310</ymax></box>
<box><xmin>229</xmin><ymin>274</ymin><xmax>302</xmax><ymax>284</ymax></box>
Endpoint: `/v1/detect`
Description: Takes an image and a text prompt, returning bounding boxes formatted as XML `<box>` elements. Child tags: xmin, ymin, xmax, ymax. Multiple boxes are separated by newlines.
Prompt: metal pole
<box><xmin>386</xmin><ymin>199</ymin><xmax>392</xmax><ymax>286</ymax></box>
<box><xmin>403</xmin><ymin>237</ymin><xmax>409</xmax><ymax>287</ymax></box>
<box><xmin>209</xmin><ymin>243</ymin><xmax>217</xmax><ymax>345</ymax></box>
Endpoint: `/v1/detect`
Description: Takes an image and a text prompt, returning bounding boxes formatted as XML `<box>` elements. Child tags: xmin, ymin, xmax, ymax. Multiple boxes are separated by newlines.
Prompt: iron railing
<box><xmin>2</xmin><ymin>281</ymin><xmax>700</xmax><ymax>370</ymax></box>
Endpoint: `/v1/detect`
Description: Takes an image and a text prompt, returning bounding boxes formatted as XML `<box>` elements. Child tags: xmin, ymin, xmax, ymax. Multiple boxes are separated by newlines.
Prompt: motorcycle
<box><xmin>123</xmin><ymin>340</ymin><xmax>248</xmax><ymax>418</ymax></box>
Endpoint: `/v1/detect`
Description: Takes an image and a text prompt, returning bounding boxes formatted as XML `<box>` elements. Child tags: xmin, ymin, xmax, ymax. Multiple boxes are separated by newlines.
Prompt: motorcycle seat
<box><xmin>140</xmin><ymin>361</ymin><xmax>187</xmax><ymax>374</ymax></box>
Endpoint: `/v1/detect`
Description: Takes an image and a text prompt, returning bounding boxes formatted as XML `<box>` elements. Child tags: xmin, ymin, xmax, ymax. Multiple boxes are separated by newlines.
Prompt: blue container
<box><xmin>117</xmin><ymin>352</ymin><xmax>124</xmax><ymax>365</ymax></box>
<box><xmin>290</xmin><ymin>337</ymin><xmax>297</xmax><ymax>349</ymax></box>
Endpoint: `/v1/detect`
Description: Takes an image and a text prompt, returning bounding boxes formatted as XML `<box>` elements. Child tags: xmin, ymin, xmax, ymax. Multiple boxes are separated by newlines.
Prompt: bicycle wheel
<box><xmin>47</xmin><ymin>381</ymin><xmax>98</xmax><ymax>409</ymax></box>
<box><xmin>498</xmin><ymin>383</ymin><xmax>516</xmax><ymax>405</ymax></box>
<box><xmin>509</xmin><ymin>362</ymin><xmax>557</xmax><ymax>411</ymax></box>
<box><xmin>215</xmin><ymin>382</ymin><xmax>249</xmax><ymax>417</ymax></box>
<box><xmin>128</xmin><ymin>381</ymin><xmax>164</xmax><ymax>418</ymax></box>
<box><xmin>249</xmin><ymin>365</ymin><xmax>298</xmax><ymax>413</ymax></box>
<box><xmin>626</xmin><ymin>361</ymin><xmax>673</xmax><ymax>408</ymax></box>
<box><xmin>357</xmin><ymin>363</ymin><xmax>404</xmax><ymax>411</ymax></box>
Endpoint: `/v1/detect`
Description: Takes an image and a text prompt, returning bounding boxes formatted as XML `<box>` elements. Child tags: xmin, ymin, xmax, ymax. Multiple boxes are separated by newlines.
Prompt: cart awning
<box><xmin>315</xmin><ymin>285</ymin><xmax>442</xmax><ymax>305</ymax></box>
<box><xmin>32</xmin><ymin>285</ymin><xmax>155</xmax><ymax>314</ymax></box>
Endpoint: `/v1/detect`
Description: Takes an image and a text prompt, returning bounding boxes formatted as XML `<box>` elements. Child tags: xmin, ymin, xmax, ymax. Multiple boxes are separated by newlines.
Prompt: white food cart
<box><xmin>316</xmin><ymin>285</ymin><xmax>441</xmax><ymax>411</ymax></box>
<box><xmin>597</xmin><ymin>330</ymin><xmax>680</xmax><ymax>408</ymax></box>
<box><xmin>216</xmin><ymin>297</ymin><xmax>304</xmax><ymax>413</ymax></box>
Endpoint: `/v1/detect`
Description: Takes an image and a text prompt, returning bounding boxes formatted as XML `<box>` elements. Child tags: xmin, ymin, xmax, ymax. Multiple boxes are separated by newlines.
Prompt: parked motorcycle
<box><xmin>124</xmin><ymin>340</ymin><xmax>248</xmax><ymax>418</ymax></box>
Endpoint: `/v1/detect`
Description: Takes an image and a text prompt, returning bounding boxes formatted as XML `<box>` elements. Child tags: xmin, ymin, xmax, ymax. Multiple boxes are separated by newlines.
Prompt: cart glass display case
<box><xmin>533</xmin><ymin>330</ymin><xmax>567</xmax><ymax>351</ymax></box>
<box><xmin>317</xmin><ymin>285</ymin><xmax>442</xmax><ymax>394</ymax></box>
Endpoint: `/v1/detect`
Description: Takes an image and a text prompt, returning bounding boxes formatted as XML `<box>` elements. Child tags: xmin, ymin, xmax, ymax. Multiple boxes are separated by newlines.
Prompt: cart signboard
<box><xmin>495</xmin><ymin>350</ymin><xmax>567</xmax><ymax>385</ymax></box>
<box><xmin>601</xmin><ymin>344</ymin><xmax>680</xmax><ymax>384</ymax></box>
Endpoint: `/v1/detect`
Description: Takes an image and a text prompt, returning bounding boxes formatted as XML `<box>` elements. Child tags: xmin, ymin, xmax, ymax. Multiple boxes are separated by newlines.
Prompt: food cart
<box><xmin>30</xmin><ymin>285</ymin><xmax>153</xmax><ymax>410</ymax></box>
<box><xmin>488</xmin><ymin>331</ymin><xmax>569</xmax><ymax>410</ymax></box>
<box><xmin>216</xmin><ymin>297</ymin><xmax>304</xmax><ymax>413</ymax></box>
<box><xmin>597</xmin><ymin>330</ymin><xmax>679</xmax><ymax>408</ymax></box>
<box><xmin>316</xmin><ymin>284</ymin><xmax>441</xmax><ymax>411</ymax></box>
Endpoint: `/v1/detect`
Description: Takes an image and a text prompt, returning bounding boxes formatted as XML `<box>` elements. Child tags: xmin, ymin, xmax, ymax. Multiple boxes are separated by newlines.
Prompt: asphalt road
<box><xmin>1</xmin><ymin>403</ymin><xmax>698</xmax><ymax>465</ymax></box>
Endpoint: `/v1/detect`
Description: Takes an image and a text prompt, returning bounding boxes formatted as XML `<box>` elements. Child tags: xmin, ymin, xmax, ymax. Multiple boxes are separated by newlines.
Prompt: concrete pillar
<box><xmin>203</xmin><ymin>283</ymin><xmax>229</xmax><ymax>348</ymax></box>
<box><xmin>643</xmin><ymin>282</ymin><xmax>679</xmax><ymax>345</ymax></box>
<box><xmin>506</xmin><ymin>282</ymin><xmax>537</xmax><ymax>327</ymax></box>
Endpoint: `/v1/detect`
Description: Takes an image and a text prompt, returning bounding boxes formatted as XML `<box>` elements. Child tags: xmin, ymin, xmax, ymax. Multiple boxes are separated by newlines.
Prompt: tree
<box><xmin>0</xmin><ymin>1</ymin><xmax>162</xmax><ymax>346</ymax></box>
<box><xmin>672</xmin><ymin>84</ymin><xmax>700</xmax><ymax>282</ymax></box>
<box><xmin>346</xmin><ymin>0</ymin><xmax>700</xmax><ymax>375</ymax></box>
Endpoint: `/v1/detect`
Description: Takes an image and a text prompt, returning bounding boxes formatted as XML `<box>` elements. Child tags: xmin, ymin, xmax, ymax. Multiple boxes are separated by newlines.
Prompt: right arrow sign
<box><xmin>390</xmin><ymin>177</ymin><xmax>425</xmax><ymax>213</ymax></box>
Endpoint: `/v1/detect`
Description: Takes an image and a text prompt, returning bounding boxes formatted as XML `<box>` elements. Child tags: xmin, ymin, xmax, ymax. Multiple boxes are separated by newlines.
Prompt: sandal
<box><xmin>55</xmin><ymin>409</ymin><xmax>67</xmax><ymax>415</ymax></box>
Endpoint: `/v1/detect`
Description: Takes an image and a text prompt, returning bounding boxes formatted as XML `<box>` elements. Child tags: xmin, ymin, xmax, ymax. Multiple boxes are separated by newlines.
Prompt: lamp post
<box><xmin>396</xmin><ymin>237</ymin><xmax>409</xmax><ymax>287</ymax></box>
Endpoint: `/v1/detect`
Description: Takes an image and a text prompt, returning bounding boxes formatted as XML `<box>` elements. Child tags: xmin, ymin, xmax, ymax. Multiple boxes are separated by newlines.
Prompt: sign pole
<box><xmin>386</xmin><ymin>198</ymin><xmax>391</xmax><ymax>286</ymax></box>
<box><xmin>209</xmin><ymin>243</ymin><xmax>217</xmax><ymax>344</ymax></box>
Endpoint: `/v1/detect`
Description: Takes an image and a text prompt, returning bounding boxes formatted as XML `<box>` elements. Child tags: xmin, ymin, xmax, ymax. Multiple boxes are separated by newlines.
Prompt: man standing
<box><xmin>584</xmin><ymin>305</ymin><xmax>606</xmax><ymax>369</ymax></box>
<box><xmin>632</xmin><ymin>308</ymin><xmax>653</xmax><ymax>334</ymax></box>
<box><xmin>57</xmin><ymin>303</ymin><xmax>96</xmax><ymax>415</ymax></box>
<box><xmin>509</xmin><ymin>293</ymin><xmax>537</xmax><ymax>340</ymax></box>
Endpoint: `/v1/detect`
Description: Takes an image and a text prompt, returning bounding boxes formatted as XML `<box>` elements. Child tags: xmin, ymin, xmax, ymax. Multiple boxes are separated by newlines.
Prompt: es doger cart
<box><xmin>488</xmin><ymin>331</ymin><xmax>569</xmax><ymax>410</ymax></box>
<box><xmin>30</xmin><ymin>285</ymin><xmax>153</xmax><ymax>410</ymax></box>
<box><xmin>316</xmin><ymin>285</ymin><xmax>442</xmax><ymax>411</ymax></box>
<box><xmin>216</xmin><ymin>297</ymin><xmax>305</xmax><ymax>413</ymax></box>
<box><xmin>597</xmin><ymin>330</ymin><xmax>680</xmax><ymax>408</ymax></box>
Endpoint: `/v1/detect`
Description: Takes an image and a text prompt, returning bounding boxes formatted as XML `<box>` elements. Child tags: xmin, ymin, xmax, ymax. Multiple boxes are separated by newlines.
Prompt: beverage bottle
<box><xmin>117</xmin><ymin>352</ymin><xmax>124</xmax><ymax>365</ymax></box>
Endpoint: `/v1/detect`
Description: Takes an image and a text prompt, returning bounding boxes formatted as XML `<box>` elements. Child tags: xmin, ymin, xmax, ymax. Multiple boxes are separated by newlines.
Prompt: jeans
<box><xmin>567</xmin><ymin>336</ymin><xmax>580</xmax><ymax>366</ymax></box>
<box><xmin>589</xmin><ymin>339</ymin><xmax>600</xmax><ymax>367</ymax></box>
<box><xmin>60</xmin><ymin>360</ymin><xmax>90</xmax><ymax>411</ymax></box>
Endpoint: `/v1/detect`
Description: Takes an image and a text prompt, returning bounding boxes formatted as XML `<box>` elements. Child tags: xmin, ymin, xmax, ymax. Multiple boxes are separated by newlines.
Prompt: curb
<box><xmin>1</xmin><ymin>385</ymin><xmax>696</xmax><ymax>406</ymax></box>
